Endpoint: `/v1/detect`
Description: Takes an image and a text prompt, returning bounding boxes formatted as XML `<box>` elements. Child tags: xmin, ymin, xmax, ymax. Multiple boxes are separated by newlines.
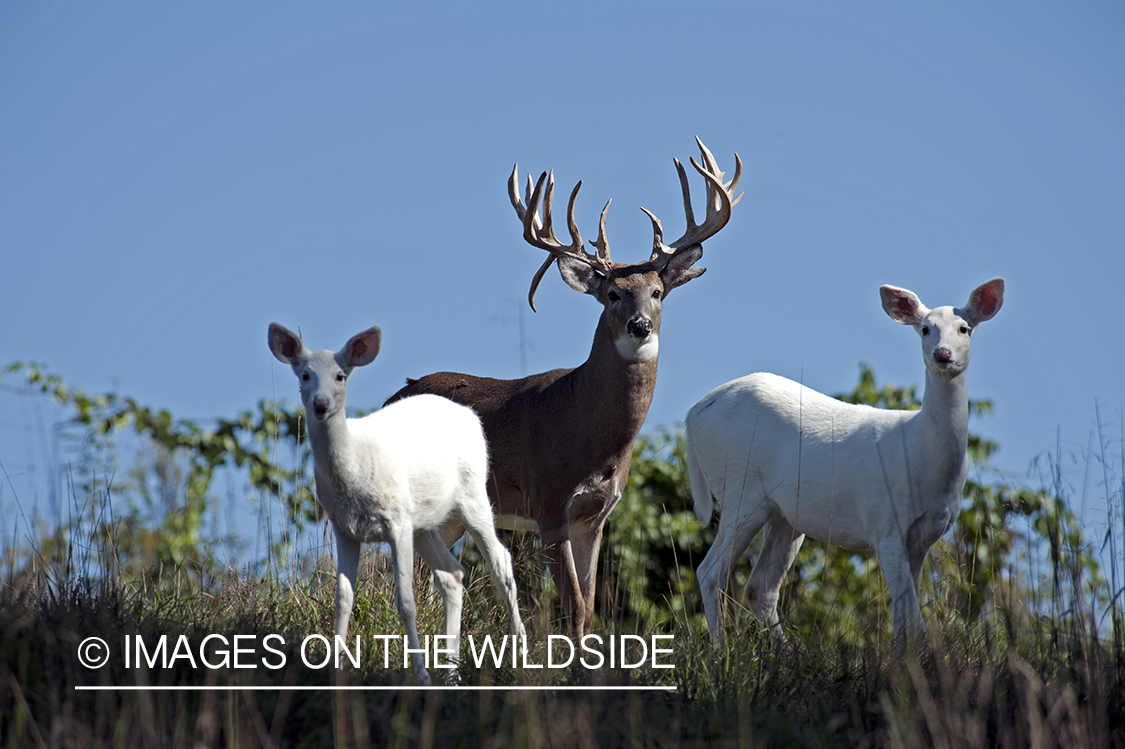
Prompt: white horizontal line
<box><xmin>75</xmin><ymin>685</ymin><xmax>676</xmax><ymax>692</ymax></box>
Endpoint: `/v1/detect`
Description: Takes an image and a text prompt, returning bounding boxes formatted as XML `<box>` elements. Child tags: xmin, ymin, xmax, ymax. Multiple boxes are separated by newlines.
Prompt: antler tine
<box><xmin>644</xmin><ymin>139</ymin><xmax>742</xmax><ymax>261</ymax></box>
<box><xmin>527</xmin><ymin>254</ymin><xmax>557</xmax><ymax>313</ymax></box>
<box><xmin>589</xmin><ymin>199</ymin><xmax>612</xmax><ymax>265</ymax></box>
<box><xmin>524</xmin><ymin>172</ymin><xmax>536</xmax><ymax>223</ymax></box>
<box><xmin>674</xmin><ymin>156</ymin><xmax>695</xmax><ymax>237</ymax></box>
<box><xmin>695</xmin><ymin>137</ymin><xmax>743</xmax><ymax>215</ymax></box>
<box><xmin>641</xmin><ymin>206</ymin><xmax>665</xmax><ymax>259</ymax></box>
<box><xmin>541</xmin><ymin>170</ymin><xmax>557</xmax><ymax>240</ymax></box>
<box><xmin>507</xmin><ymin>164</ymin><xmax>531</xmax><ymax>227</ymax></box>
<box><xmin>511</xmin><ymin>164</ymin><xmax>612</xmax><ymax>310</ymax></box>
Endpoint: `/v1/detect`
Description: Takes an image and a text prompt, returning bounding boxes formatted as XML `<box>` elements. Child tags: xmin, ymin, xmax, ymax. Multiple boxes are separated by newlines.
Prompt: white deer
<box><xmin>268</xmin><ymin>323</ymin><xmax>526</xmax><ymax>685</ymax></box>
<box><xmin>686</xmin><ymin>278</ymin><xmax>1005</xmax><ymax>653</ymax></box>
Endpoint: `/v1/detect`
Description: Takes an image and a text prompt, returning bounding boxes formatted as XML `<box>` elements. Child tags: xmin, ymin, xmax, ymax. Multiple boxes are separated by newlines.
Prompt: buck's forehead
<box><xmin>608</xmin><ymin>266</ymin><xmax>661</xmax><ymax>289</ymax></box>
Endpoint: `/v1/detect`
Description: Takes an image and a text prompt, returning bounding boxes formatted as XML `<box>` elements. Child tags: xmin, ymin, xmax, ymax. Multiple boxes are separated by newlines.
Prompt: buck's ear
<box><xmin>961</xmin><ymin>277</ymin><xmax>1004</xmax><ymax>326</ymax></box>
<box><xmin>340</xmin><ymin>327</ymin><xmax>382</xmax><ymax>369</ymax></box>
<box><xmin>880</xmin><ymin>285</ymin><xmax>928</xmax><ymax>326</ymax></box>
<box><xmin>268</xmin><ymin>323</ymin><xmax>306</xmax><ymax>364</ymax></box>
<box><xmin>557</xmin><ymin>256</ymin><xmax>605</xmax><ymax>298</ymax></box>
<box><xmin>659</xmin><ymin>244</ymin><xmax>705</xmax><ymax>295</ymax></box>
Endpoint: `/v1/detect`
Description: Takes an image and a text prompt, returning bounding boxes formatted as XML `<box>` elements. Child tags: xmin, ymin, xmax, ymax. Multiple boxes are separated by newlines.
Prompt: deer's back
<box><xmin>386</xmin><ymin>367</ymin><xmax>634</xmax><ymax>521</ymax></box>
<box><xmin>688</xmin><ymin>372</ymin><xmax>920</xmax><ymax>548</ymax></box>
<box><xmin>329</xmin><ymin>394</ymin><xmax>487</xmax><ymax>538</ymax></box>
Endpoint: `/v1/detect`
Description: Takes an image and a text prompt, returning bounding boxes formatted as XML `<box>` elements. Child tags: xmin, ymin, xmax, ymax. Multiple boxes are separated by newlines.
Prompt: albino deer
<box><xmin>686</xmin><ymin>278</ymin><xmax>1005</xmax><ymax>653</ymax></box>
<box><xmin>267</xmin><ymin>323</ymin><xmax>525</xmax><ymax>685</ymax></box>
<box><xmin>387</xmin><ymin>138</ymin><xmax>742</xmax><ymax>639</ymax></box>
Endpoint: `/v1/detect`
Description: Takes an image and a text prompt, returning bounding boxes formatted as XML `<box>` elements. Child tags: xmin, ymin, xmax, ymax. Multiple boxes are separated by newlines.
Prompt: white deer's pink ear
<box><xmin>341</xmin><ymin>327</ymin><xmax>382</xmax><ymax>368</ymax></box>
<box><xmin>880</xmin><ymin>285</ymin><xmax>927</xmax><ymax>326</ymax></box>
<box><xmin>268</xmin><ymin>323</ymin><xmax>305</xmax><ymax>364</ymax></box>
<box><xmin>962</xmin><ymin>278</ymin><xmax>1005</xmax><ymax>325</ymax></box>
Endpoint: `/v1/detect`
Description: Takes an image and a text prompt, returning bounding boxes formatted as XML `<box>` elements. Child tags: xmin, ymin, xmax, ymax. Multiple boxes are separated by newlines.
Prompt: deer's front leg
<box><xmin>540</xmin><ymin>519</ymin><xmax>588</xmax><ymax>640</ymax></box>
<box><xmin>334</xmin><ymin>526</ymin><xmax>361</xmax><ymax>640</ymax></box>
<box><xmin>876</xmin><ymin>539</ymin><xmax>924</xmax><ymax>659</ymax></box>
<box><xmin>390</xmin><ymin>530</ymin><xmax>431</xmax><ymax>686</ymax></box>
<box><xmin>569</xmin><ymin>518</ymin><xmax>604</xmax><ymax>634</ymax></box>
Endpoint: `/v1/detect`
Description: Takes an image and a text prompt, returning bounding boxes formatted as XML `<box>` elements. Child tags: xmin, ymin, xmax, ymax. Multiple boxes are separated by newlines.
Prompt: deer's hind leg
<box><xmin>741</xmin><ymin>513</ymin><xmax>805</xmax><ymax>636</ymax></box>
<box><xmin>415</xmin><ymin>529</ymin><xmax>465</xmax><ymax>647</ymax></box>
<box><xmin>697</xmin><ymin>490</ymin><xmax>773</xmax><ymax>643</ymax></box>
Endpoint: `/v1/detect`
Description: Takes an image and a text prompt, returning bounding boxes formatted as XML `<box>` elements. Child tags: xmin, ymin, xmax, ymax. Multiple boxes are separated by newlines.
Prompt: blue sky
<box><xmin>2</xmin><ymin>2</ymin><xmax>1122</xmax><ymax>546</ymax></box>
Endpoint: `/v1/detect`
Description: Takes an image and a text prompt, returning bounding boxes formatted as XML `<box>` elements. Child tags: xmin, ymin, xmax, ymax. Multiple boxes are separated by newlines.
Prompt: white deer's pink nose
<box><xmin>312</xmin><ymin>396</ymin><xmax>331</xmax><ymax>417</ymax></box>
<box><xmin>933</xmin><ymin>347</ymin><xmax>953</xmax><ymax>364</ymax></box>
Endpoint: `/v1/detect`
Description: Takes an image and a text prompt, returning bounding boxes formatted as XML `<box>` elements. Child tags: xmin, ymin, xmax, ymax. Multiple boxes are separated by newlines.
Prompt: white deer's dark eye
<box><xmin>301</xmin><ymin>372</ymin><xmax>310</xmax><ymax>381</ymax></box>
<box><xmin>959</xmin><ymin>325</ymin><xmax>969</xmax><ymax>334</ymax></box>
<box><xmin>921</xmin><ymin>326</ymin><xmax>930</xmax><ymax>336</ymax></box>
<box><xmin>336</xmin><ymin>372</ymin><xmax>346</xmax><ymax>382</ymax></box>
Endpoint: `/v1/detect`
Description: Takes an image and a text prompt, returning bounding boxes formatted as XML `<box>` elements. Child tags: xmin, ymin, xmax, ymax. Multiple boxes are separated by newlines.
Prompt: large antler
<box><xmin>508</xmin><ymin>166</ymin><xmax>612</xmax><ymax>311</ymax></box>
<box><xmin>641</xmin><ymin>137</ymin><xmax>743</xmax><ymax>267</ymax></box>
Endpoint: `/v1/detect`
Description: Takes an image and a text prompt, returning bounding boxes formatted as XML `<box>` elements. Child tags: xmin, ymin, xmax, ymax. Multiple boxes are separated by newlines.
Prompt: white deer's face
<box><xmin>880</xmin><ymin>278</ymin><xmax>1004</xmax><ymax>381</ymax></box>
<box><xmin>268</xmin><ymin>323</ymin><xmax>381</xmax><ymax>424</ymax></box>
<box><xmin>290</xmin><ymin>350</ymin><xmax>350</xmax><ymax>422</ymax></box>
<box><xmin>915</xmin><ymin>306</ymin><xmax>975</xmax><ymax>378</ymax></box>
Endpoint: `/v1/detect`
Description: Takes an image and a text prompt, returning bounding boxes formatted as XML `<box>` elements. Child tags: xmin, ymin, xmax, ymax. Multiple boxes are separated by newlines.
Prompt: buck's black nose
<box><xmin>628</xmin><ymin>317</ymin><xmax>653</xmax><ymax>338</ymax></box>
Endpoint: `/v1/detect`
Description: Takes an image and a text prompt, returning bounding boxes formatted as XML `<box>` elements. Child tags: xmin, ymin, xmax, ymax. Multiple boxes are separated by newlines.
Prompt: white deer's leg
<box><xmin>334</xmin><ymin>526</ymin><xmax>362</xmax><ymax>639</ymax></box>
<box><xmin>415</xmin><ymin>530</ymin><xmax>465</xmax><ymax>648</ymax></box>
<box><xmin>698</xmin><ymin>497</ymin><xmax>770</xmax><ymax>642</ymax></box>
<box><xmin>876</xmin><ymin>540</ymin><xmax>923</xmax><ymax>658</ymax></box>
<box><xmin>743</xmin><ymin>515</ymin><xmax>805</xmax><ymax>635</ymax></box>
<box><xmin>390</xmin><ymin>532</ymin><xmax>431</xmax><ymax>686</ymax></box>
<box><xmin>463</xmin><ymin>513</ymin><xmax>527</xmax><ymax>642</ymax></box>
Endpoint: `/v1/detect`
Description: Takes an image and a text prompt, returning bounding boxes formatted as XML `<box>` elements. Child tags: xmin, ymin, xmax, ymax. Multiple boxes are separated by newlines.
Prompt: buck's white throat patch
<box><xmin>616</xmin><ymin>333</ymin><xmax>659</xmax><ymax>361</ymax></box>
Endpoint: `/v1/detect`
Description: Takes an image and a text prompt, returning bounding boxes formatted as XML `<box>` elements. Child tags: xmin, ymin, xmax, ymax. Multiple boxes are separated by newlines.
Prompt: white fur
<box><xmin>268</xmin><ymin>324</ymin><xmax>526</xmax><ymax>685</ymax></box>
<box><xmin>686</xmin><ymin>278</ymin><xmax>1004</xmax><ymax>654</ymax></box>
<box><xmin>616</xmin><ymin>332</ymin><xmax>659</xmax><ymax>361</ymax></box>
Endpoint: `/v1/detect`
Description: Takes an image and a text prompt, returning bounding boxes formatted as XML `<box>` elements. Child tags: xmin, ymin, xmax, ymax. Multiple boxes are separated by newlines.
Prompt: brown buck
<box><xmin>386</xmin><ymin>138</ymin><xmax>742</xmax><ymax>638</ymax></box>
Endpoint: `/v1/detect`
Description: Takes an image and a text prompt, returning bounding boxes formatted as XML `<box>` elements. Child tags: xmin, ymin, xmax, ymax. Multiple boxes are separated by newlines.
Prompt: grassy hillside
<box><xmin>2</xmin><ymin>531</ymin><xmax>1121</xmax><ymax>747</ymax></box>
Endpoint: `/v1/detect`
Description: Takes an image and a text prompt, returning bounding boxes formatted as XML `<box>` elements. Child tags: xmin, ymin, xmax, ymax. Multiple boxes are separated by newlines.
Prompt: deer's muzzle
<box><xmin>627</xmin><ymin>316</ymin><xmax>653</xmax><ymax>338</ymax></box>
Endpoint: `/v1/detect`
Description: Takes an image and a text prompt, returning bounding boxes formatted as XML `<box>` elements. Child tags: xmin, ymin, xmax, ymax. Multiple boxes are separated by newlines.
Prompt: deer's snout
<box><xmin>627</xmin><ymin>316</ymin><xmax>653</xmax><ymax>339</ymax></box>
<box><xmin>312</xmin><ymin>396</ymin><xmax>331</xmax><ymax>418</ymax></box>
<box><xmin>933</xmin><ymin>347</ymin><xmax>954</xmax><ymax>365</ymax></box>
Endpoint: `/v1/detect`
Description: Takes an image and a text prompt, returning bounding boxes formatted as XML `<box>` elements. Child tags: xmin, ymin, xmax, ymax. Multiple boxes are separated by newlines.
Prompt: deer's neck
<box><xmin>569</xmin><ymin>311</ymin><xmax>659</xmax><ymax>437</ymax></box>
<box><xmin>914</xmin><ymin>368</ymin><xmax>970</xmax><ymax>481</ymax></box>
<box><xmin>307</xmin><ymin>410</ymin><xmax>354</xmax><ymax>481</ymax></box>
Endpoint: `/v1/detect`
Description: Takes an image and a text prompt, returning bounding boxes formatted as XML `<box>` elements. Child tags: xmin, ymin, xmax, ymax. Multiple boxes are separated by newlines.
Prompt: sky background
<box><xmin>1</xmin><ymin>2</ymin><xmax>1122</xmax><ymax>558</ymax></box>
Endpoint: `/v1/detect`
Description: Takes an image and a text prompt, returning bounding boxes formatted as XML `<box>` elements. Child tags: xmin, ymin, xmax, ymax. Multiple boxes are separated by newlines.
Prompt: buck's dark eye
<box><xmin>608</xmin><ymin>290</ymin><xmax>621</xmax><ymax>302</ymax></box>
<box><xmin>652</xmin><ymin>288</ymin><xmax>663</xmax><ymax>300</ymax></box>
